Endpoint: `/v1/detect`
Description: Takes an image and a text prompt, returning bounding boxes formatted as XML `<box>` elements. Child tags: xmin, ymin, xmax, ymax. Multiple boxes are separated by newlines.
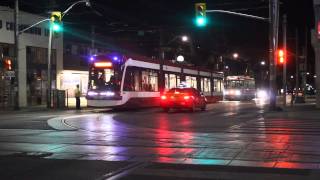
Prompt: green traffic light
<box><xmin>52</xmin><ymin>23</ymin><xmax>62</xmax><ymax>32</ymax></box>
<box><xmin>196</xmin><ymin>17</ymin><xmax>207</xmax><ymax>27</ymax></box>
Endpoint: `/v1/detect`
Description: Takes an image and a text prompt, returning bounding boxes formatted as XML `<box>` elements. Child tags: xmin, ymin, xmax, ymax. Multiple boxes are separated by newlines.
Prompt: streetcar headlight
<box><xmin>88</xmin><ymin>91</ymin><xmax>98</xmax><ymax>96</ymax></box>
<box><xmin>100</xmin><ymin>91</ymin><xmax>115</xmax><ymax>96</ymax></box>
<box><xmin>235</xmin><ymin>90</ymin><xmax>241</xmax><ymax>96</ymax></box>
<box><xmin>257</xmin><ymin>89</ymin><xmax>268</xmax><ymax>99</ymax></box>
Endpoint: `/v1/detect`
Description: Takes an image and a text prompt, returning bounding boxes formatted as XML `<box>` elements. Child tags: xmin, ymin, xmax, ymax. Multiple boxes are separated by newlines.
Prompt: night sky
<box><xmin>0</xmin><ymin>0</ymin><xmax>315</xmax><ymax>78</ymax></box>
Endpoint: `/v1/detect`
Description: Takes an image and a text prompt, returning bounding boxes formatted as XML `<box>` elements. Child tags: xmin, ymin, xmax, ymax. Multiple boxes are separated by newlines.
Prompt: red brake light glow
<box><xmin>161</xmin><ymin>95</ymin><xmax>167</xmax><ymax>100</ymax></box>
<box><xmin>184</xmin><ymin>95</ymin><xmax>191</xmax><ymax>100</ymax></box>
<box><xmin>94</xmin><ymin>62</ymin><xmax>112</xmax><ymax>68</ymax></box>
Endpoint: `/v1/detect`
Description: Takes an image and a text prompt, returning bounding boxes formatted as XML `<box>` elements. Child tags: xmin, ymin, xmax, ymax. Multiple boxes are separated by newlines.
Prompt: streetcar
<box><xmin>223</xmin><ymin>76</ymin><xmax>256</xmax><ymax>101</ymax></box>
<box><xmin>86</xmin><ymin>53</ymin><xmax>224</xmax><ymax>108</ymax></box>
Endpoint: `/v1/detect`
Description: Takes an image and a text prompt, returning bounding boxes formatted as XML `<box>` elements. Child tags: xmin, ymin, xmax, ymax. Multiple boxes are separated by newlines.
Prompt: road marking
<box><xmin>96</xmin><ymin>162</ymin><xmax>149</xmax><ymax>180</ymax></box>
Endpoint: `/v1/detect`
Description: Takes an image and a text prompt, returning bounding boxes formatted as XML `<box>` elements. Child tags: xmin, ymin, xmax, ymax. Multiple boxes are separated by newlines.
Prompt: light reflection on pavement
<box><xmin>1</xmin><ymin>101</ymin><xmax>320</xmax><ymax>170</ymax></box>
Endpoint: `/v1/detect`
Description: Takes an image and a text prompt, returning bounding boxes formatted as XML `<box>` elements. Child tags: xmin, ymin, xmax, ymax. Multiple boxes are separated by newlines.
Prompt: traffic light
<box><xmin>4</xmin><ymin>59</ymin><xmax>12</xmax><ymax>71</ymax></box>
<box><xmin>195</xmin><ymin>3</ymin><xmax>207</xmax><ymax>27</ymax></box>
<box><xmin>50</xmin><ymin>11</ymin><xmax>62</xmax><ymax>33</ymax></box>
<box><xmin>277</xmin><ymin>49</ymin><xmax>285</xmax><ymax>64</ymax></box>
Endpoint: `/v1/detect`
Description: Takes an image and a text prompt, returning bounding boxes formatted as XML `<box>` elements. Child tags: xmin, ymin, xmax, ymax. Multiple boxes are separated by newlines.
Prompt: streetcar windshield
<box><xmin>88</xmin><ymin>64</ymin><xmax>120</xmax><ymax>91</ymax></box>
<box><xmin>225</xmin><ymin>80</ymin><xmax>255</xmax><ymax>89</ymax></box>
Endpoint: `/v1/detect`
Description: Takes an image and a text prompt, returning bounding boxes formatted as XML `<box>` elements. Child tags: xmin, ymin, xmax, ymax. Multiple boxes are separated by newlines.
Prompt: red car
<box><xmin>160</xmin><ymin>88</ymin><xmax>207</xmax><ymax>112</ymax></box>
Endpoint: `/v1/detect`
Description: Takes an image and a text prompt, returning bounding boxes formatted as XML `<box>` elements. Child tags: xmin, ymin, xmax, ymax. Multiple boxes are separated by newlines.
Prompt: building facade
<box><xmin>0</xmin><ymin>6</ymin><xmax>63</xmax><ymax>108</ymax></box>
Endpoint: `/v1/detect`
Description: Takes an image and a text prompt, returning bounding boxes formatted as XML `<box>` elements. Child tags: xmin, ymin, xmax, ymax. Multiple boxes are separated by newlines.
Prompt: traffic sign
<box><xmin>4</xmin><ymin>71</ymin><xmax>15</xmax><ymax>78</ymax></box>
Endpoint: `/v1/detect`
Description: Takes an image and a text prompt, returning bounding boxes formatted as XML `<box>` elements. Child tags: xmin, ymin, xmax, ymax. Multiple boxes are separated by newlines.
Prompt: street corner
<box><xmin>46</xmin><ymin>113</ymin><xmax>129</xmax><ymax>133</ymax></box>
<box><xmin>47</xmin><ymin>115</ymin><xmax>86</xmax><ymax>131</ymax></box>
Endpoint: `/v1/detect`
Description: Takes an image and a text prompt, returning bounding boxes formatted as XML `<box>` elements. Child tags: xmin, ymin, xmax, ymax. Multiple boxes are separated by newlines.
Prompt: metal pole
<box><xmin>47</xmin><ymin>23</ymin><xmax>53</xmax><ymax>108</ymax></box>
<box><xmin>269</xmin><ymin>0</ymin><xmax>278</xmax><ymax>110</ymax></box>
<box><xmin>295</xmin><ymin>29</ymin><xmax>300</xmax><ymax>97</ymax></box>
<box><xmin>159</xmin><ymin>29</ymin><xmax>165</xmax><ymax>93</ymax></box>
<box><xmin>205</xmin><ymin>10</ymin><xmax>268</xmax><ymax>21</ymax></box>
<box><xmin>283</xmin><ymin>14</ymin><xmax>287</xmax><ymax>107</ymax></box>
<box><xmin>14</xmin><ymin>0</ymin><xmax>19</xmax><ymax>109</ymax></box>
<box><xmin>312</xmin><ymin>1</ymin><xmax>320</xmax><ymax>108</ymax></box>
<box><xmin>303</xmin><ymin>27</ymin><xmax>308</xmax><ymax>97</ymax></box>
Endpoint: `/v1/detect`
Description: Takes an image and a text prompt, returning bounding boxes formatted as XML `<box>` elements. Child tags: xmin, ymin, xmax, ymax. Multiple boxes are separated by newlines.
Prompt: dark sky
<box><xmin>0</xmin><ymin>0</ymin><xmax>315</xmax><ymax>74</ymax></box>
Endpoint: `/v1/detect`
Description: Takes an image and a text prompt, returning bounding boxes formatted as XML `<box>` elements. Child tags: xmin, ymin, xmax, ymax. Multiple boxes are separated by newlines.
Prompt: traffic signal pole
<box><xmin>14</xmin><ymin>0</ymin><xmax>19</xmax><ymax>109</ymax></box>
<box><xmin>204</xmin><ymin>1</ymin><xmax>280</xmax><ymax>109</ymax></box>
<box><xmin>47</xmin><ymin>22</ymin><xmax>53</xmax><ymax>108</ymax></box>
<box><xmin>268</xmin><ymin>0</ymin><xmax>280</xmax><ymax>110</ymax></box>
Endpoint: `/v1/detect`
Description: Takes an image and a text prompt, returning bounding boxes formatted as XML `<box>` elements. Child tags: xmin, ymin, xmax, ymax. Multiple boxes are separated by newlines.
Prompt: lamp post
<box><xmin>159</xmin><ymin>34</ymin><xmax>189</xmax><ymax>93</ymax></box>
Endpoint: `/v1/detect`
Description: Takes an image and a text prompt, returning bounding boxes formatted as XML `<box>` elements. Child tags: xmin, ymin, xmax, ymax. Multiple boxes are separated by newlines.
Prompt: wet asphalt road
<box><xmin>1</xmin><ymin>101</ymin><xmax>320</xmax><ymax>179</ymax></box>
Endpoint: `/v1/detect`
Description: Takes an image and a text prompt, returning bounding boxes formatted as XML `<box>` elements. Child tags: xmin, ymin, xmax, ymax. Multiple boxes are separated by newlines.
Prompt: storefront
<box><xmin>59</xmin><ymin>70</ymin><xmax>88</xmax><ymax>97</ymax></box>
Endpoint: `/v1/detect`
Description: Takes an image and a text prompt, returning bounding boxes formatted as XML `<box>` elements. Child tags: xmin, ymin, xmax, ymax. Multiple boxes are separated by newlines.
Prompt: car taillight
<box><xmin>184</xmin><ymin>95</ymin><xmax>192</xmax><ymax>100</ymax></box>
<box><xmin>161</xmin><ymin>95</ymin><xmax>167</xmax><ymax>100</ymax></box>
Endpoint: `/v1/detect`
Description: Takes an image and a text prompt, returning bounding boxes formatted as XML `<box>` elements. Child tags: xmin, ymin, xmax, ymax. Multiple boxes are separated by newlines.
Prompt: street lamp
<box><xmin>176</xmin><ymin>55</ymin><xmax>184</xmax><ymax>62</ymax></box>
<box><xmin>181</xmin><ymin>36</ymin><xmax>188</xmax><ymax>42</ymax></box>
<box><xmin>261</xmin><ymin>61</ymin><xmax>266</xmax><ymax>66</ymax></box>
<box><xmin>233</xmin><ymin>53</ymin><xmax>239</xmax><ymax>59</ymax></box>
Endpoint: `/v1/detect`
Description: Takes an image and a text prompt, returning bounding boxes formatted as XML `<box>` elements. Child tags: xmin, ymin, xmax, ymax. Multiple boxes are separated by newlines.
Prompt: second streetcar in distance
<box><xmin>224</xmin><ymin>76</ymin><xmax>256</xmax><ymax>101</ymax></box>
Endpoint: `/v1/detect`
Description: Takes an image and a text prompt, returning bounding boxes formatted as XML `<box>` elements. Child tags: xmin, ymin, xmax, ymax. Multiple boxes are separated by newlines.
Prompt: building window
<box><xmin>6</xmin><ymin>22</ymin><xmax>14</xmax><ymax>31</ymax></box>
<box><xmin>27</xmin><ymin>46</ymin><xmax>56</xmax><ymax>65</ymax></box>
<box><xmin>44</xmin><ymin>28</ymin><xmax>49</xmax><ymax>36</ymax></box>
<box><xmin>71</xmin><ymin>45</ymin><xmax>78</xmax><ymax>55</ymax></box>
<box><xmin>0</xmin><ymin>20</ymin><xmax>2</xmax><ymax>29</ymax></box>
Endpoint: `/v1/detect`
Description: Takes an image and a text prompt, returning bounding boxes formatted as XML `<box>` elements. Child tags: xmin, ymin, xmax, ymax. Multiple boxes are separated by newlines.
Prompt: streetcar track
<box><xmin>96</xmin><ymin>161</ymin><xmax>149</xmax><ymax>180</ymax></box>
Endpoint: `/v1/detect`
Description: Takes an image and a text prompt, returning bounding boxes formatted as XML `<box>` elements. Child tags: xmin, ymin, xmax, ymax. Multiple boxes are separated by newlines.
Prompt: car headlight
<box><xmin>224</xmin><ymin>90</ymin><xmax>229</xmax><ymax>95</ymax></box>
<box><xmin>257</xmin><ymin>90</ymin><xmax>268</xmax><ymax>99</ymax></box>
<box><xmin>87</xmin><ymin>91</ymin><xmax>98</xmax><ymax>96</ymax></box>
<box><xmin>235</xmin><ymin>90</ymin><xmax>241</xmax><ymax>96</ymax></box>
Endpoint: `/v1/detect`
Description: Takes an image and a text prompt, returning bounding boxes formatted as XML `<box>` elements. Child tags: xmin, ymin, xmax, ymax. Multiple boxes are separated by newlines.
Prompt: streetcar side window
<box><xmin>141</xmin><ymin>69</ymin><xmax>158</xmax><ymax>92</ymax></box>
<box><xmin>123</xmin><ymin>66</ymin><xmax>158</xmax><ymax>92</ymax></box>
<box><xmin>200</xmin><ymin>77</ymin><xmax>211</xmax><ymax>93</ymax></box>
<box><xmin>185</xmin><ymin>76</ymin><xmax>197</xmax><ymax>88</ymax></box>
<box><xmin>165</xmin><ymin>73</ymin><xmax>180</xmax><ymax>91</ymax></box>
<box><xmin>214</xmin><ymin>78</ymin><xmax>223</xmax><ymax>92</ymax></box>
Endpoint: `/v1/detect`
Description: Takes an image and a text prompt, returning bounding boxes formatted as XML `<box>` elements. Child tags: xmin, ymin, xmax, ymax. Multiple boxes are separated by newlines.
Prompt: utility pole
<box><xmin>159</xmin><ymin>29</ymin><xmax>165</xmax><ymax>93</ymax></box>
<box><xmin>283</xmin><ymin>14</ymin><xmax>287</xmax><ymax>106</ymax></box>
<box><xmin>312</xmin><ymin>0</ymin><xmax>320</xmax><ymax>108</ymax></box>
<box><xmin>14</xmin><ymin>0</ymin><xmax>19</xmax><ymax>109</ymax></box>
<box><xmin>302</xmin><ymin>28</ymin><xmax>308</xmax><ymax>97</ymax></box>
<box><xmin>295</xmin><ymin>29</ymin><xmax>300</xmax><ymax>97</ymax></box>
<box><xmin>47</xmin><ymin>22</ymin><xmax>53</xmax><ymax>108</ymax></box>
<box><xmin>269</xmin><ymin>0</ymin><xmax>280</xmax><ymax>110</ymax></box>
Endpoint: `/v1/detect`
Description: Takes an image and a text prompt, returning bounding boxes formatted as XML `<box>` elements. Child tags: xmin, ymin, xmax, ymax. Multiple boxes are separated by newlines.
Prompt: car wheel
<box><xmin>201</xmin><ymin>104</ymin><xmax>206</xmax><ymax>111</ymax></box>
<box><xmin>163</xmin><ymin>108</ymin><xmax>169</xmax><ymax>112</ymax></box>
